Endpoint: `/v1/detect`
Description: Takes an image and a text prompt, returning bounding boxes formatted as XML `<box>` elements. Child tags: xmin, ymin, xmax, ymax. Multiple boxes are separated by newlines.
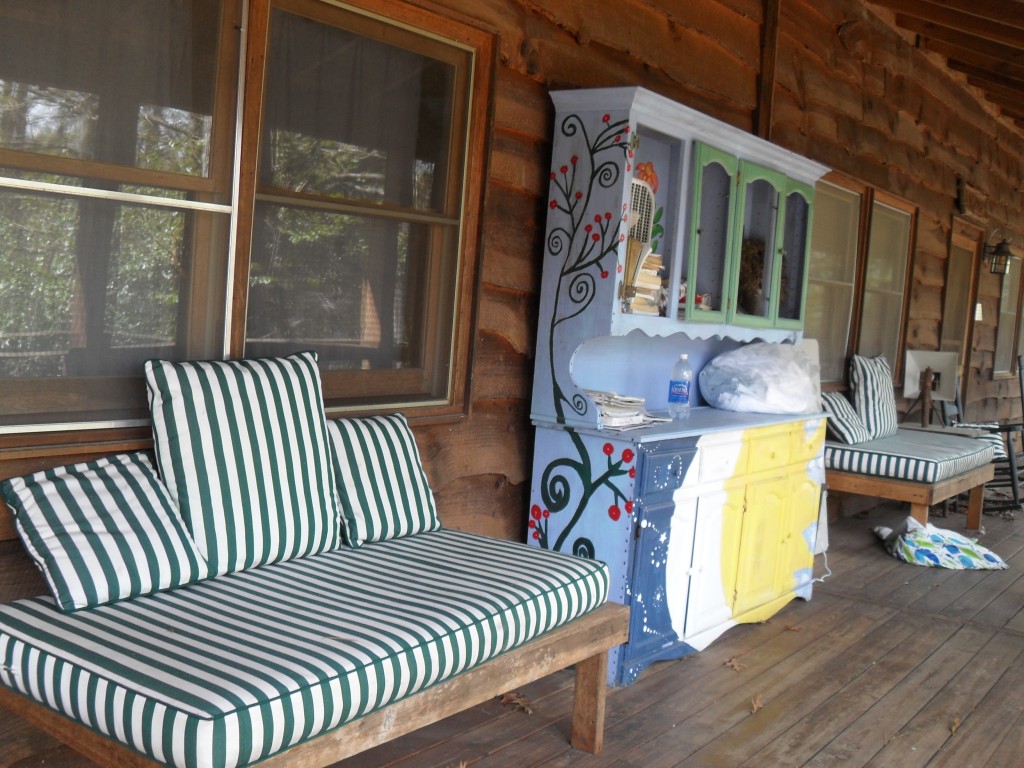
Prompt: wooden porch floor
<box><xmin>6</xmin><ymin>503</ymin><xmax>1024</xmax><ymax>767</ymax></box>
<box><xmin>331</xmin><ymin>502</ymin><xmax>1024</xmax><ymax>768</ymax></box>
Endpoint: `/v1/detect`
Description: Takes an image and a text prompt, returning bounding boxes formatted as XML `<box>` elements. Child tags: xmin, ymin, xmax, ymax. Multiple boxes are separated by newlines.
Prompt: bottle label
<box><xmin>668</xmin><ymin>380</ymin><xmax>690</xmax><ymax>404</ymax></box>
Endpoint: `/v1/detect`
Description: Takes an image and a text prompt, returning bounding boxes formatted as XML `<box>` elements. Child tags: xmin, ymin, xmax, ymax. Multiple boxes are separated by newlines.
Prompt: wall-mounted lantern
<box><xmin>985</xmin><ymin>229</ymin><xmax>1016</xmax><ymax>275</ymax></box>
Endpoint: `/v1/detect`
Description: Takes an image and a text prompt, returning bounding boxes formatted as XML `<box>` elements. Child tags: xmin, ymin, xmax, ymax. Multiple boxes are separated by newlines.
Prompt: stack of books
<box><xmin>626</xmin><ymin>241</ymin><xmax>665</xmax><ymax>316</ymax></box>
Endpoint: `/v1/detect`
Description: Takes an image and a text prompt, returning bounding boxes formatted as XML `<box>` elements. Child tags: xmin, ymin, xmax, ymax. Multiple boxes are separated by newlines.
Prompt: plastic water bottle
<box><xmin>667</xmin><ymin>354</ymin><xmax>692</xmax><ymax>420</ymax></box>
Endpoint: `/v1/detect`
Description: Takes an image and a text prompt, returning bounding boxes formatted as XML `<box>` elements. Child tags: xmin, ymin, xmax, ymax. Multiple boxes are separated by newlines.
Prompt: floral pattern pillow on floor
<box><xmin>873</xmin><ymin>516</ymin><xmax>1007</xmax><ymax>570</ymax></box>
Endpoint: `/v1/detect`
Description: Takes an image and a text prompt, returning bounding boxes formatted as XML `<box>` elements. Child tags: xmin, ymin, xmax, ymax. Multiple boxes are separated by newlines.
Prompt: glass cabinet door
<box><xmin>623</xmin><ymin>125</ymin><xmax>683</xmax><ymax>318</ymax></box>
<box><xmin>774</xmin><ymin>181</ymin><xmax>814</xmax><ymax>326</ymax></box>
<box><xmin>731</xmin><ymin>162</ymin><xmax>784</xmax><ymax>325</ymax></box>
<box><xmin>684</xmin><ymin>142</ymin><xmax>736</xmax><ymax>322</ymax></box>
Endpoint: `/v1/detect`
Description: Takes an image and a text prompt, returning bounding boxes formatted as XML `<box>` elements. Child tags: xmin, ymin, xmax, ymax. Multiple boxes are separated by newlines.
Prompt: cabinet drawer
<box><xmin>791</xmin><ymin>418</ymin><xmax>826</xmax><ymax>463</ymax></box>
<box><xmin>639</xmin><ymin>448</ymin><xmax>697</xmax><ymax>498</ymax></box>
<box><xmin>747</xmin><ymin>432</ymin><xmax>790</xmax><ymax>470</ymax></box>
<box><xmin>699</xmin><ymin>441</ymin><xmax>747</xmax><ymax>483</ymax></box>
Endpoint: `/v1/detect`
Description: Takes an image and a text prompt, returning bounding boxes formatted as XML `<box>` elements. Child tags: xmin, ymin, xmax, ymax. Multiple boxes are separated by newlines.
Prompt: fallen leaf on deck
<box><xmin>751</xmin><ymin>693</ymin><xmax>763</xmax><ymax>713</ymax></box>
<box><xmin>724</xmin><ymin>657</ymin><xmax>746</xmax><ymax>672</ymax></box>
<box><xmin>950</xmin><ymin>715</ymin><xmax>961</xmax><ymax>734</ymax></box>
<box><xmin>499</xmin><ymin>692</ymin><xmax>534</xmax><ymax>714</ymax></box>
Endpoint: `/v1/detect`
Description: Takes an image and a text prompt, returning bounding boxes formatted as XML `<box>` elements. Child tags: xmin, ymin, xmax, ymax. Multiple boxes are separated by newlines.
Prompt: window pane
<box><xmin>995</xmin><ymin>259</ymin><xmax>1022</xmax><ymax>373</ymax></box>
<box><xmin>858</xmin><ymin>200</ymin><xmax>911</xmax><ymax>366</ymax></box>
<box><xmin>246</xmin><ymin>202</ymin><xmax>455</xmax><ymax>377</ymax></box>
<box><xmin>245</xmin><ymin>4</ymin><xmax>471</xmax><ymax>407</ymax></box>
<box><xmin>940</xmin><ymin>242</ymin><xmax>973</xmax><ymax>360</ymax></box>
<box><xmin>259</xmin><ymin>9</ymin><xmax>455</xmax><ymax>212</ymax></box>
<box><xmin>0</xmin><ymin>183</ymin><xmax>217</xmax><ymax>385</ymax></box>
<box><xmin>804</xmin><ymin>182</ymin><xmax>861</xmax><ymax>381</ymax></box>
<box><xmin>0</xmin><ymin>0</ymin><xmax>220</xmax><ymax>177</ymax></box>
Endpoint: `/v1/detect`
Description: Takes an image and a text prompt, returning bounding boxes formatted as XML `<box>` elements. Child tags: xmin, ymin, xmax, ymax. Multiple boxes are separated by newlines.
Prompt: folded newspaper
<box><xmin>585</xmin><ymin>390</ymin><xmax>670</xmax><ymax>430</ymax></box>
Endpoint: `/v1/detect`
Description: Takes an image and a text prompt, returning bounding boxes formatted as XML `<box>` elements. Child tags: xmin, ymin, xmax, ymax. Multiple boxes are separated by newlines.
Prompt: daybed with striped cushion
<box><xmin>825</xmin><ymin>428</ymin><xmax>995</xmax><ymax>529</ymax></box>
<box><xmin>0</xmin><ymin>528</ymin><xmax>624</xmax><ymax>768</ymax></box>
<box><xmin>0</xmin><ymin>354</ymin><xmax>629</xmax><ymax>767</ymax></box>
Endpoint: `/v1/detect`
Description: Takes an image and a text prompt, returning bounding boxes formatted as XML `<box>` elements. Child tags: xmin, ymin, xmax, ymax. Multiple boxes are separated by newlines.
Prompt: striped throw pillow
<box><xmin>327</xmin><ymin>413</ymin><xmax>440</xmax><ymax>547</ymax></box>
<box><xmin>821</xmin><ymin>391</ymin><xmax>872</xmax><ymax>444</ymax></box>
<box><xmin>1</xmin><ymin>452</ymin><xmax>209</xmax><ymax>612</ymax></box>
<box><xmin>145</xmin><ymin>352</ymin><xmax>341</xmax><ymax>575</ymax></box>
<box><xmin>849</xmin><ymin>354</ymin><xmax>899</xmax><ymax>439</ymax></box>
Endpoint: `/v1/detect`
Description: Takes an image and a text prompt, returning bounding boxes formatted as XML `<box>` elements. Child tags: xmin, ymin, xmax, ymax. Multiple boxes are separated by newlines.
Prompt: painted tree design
<box><xmin>535</xmin><ymin>111</ymin><xmax>637</xmax><ymax>553</ymax></box>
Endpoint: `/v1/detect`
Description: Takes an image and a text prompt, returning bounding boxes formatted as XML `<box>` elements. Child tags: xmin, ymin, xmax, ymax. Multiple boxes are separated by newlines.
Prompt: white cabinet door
<box><xmin>683</xmin><ymin>489</ymin><xmax>742</xmax><ymax>643</ymax></box>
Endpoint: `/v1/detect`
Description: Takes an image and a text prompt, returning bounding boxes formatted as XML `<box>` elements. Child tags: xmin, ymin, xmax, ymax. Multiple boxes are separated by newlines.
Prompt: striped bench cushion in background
<box><xmin>825</xmin><ymin>428</ymin><xmax>995</xmax><ymax>483</ymax></box>
<box><xmin>0</xmin><ymin>529</ymin><xmax>609</xmax><ymax>768</ymax></box>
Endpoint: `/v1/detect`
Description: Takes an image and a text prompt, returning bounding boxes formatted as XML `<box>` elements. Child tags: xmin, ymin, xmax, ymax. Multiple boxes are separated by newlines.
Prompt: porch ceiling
<box><xmin>867</xmin><ymin>0</ymin><xmax>1024</xmax><ymax>132</ymax></box>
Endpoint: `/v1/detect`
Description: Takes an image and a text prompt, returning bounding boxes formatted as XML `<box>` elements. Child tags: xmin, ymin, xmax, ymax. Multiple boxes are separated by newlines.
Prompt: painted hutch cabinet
<box><xmin>527</xmin><ymin>87</ymin><xmax>829</xmax><ymax>685</ymax></box>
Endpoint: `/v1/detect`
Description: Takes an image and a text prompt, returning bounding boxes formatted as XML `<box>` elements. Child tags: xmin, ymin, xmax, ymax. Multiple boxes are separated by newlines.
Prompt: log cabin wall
<box><xmin>426</xmin><ymin>0</ymin><xmax>1023</xmax><ymax>540</ymax></box>
<box><xmin>1</xmin><ymin>0</ymin><xmax>1021</xmax><ymax>564</ymax></box>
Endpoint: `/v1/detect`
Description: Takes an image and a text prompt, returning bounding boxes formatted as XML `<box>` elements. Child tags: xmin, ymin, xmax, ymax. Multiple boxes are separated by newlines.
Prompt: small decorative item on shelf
<box><xmin>738</xmin><ymin>238</ymin><xmax>766</xmax><ymax>315</ymax></box>
<box><xmin>679</xmin><ymin>280</ymin><xmax>713</xmax><ymax>315</ymax></box>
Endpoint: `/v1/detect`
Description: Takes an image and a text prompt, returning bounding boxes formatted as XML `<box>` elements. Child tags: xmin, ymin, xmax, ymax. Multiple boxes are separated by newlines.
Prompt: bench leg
<box><xmin>909</xmin><ymin>502</ymin><xmax>929</xmax><ymax>526</ymax></box>
<box><xmin>965</xmin><ymin>483</ymin><xmax>985</xmax><ymax>531</ymax></box>
<box><xmin>570</xmin><ymin>650</ymin><xmax>608</xmax><ymax>753</ymax></box>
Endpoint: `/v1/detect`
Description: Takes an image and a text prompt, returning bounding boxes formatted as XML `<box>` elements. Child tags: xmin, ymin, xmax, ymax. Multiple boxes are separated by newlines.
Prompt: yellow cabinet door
<box><xmin>785</xmin><ymin>469</ymin><xmax>822</xmax><ymax>592</ymax></box>
<box><xmin>733</xmin><ymin>475</ymin><xmax>789</xmax><ymax>618</ymax></box>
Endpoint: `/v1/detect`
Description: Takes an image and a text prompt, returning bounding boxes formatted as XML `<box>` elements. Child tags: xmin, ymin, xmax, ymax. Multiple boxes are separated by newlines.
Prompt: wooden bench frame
<box><xmin>826</xmin><ymin>462</ymin><xmax>994</xmax><ymax>530</ymax></box>
<box><xmin>0</xmin><ymin>601</ymin><xmax>629</xmax><ymax>767</ymax></box>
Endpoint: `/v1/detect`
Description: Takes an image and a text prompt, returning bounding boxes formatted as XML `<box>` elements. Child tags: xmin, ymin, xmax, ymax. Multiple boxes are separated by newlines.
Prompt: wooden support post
<box><xmin>966</xmin><ymin>482</ymin><xmax>985</xmax><ymax>531</ymax></box>
<box><xmin>570</xmin><ymin>649</ymin><xmax>609</xmax><ymax>753</ymax></box>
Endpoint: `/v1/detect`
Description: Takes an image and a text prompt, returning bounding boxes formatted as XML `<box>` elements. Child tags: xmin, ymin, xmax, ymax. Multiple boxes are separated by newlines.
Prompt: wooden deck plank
<box><xmin>865</xmin><ymin>631</ymin><xmax>1024</xmax><ymax>767</ymax></box>
<box><xmin>801</xmin><ymin>623</ymin><xmax>997</xmax><ymax>767</ymax></box>
<box><xmin>673</xmin><ymin>605</ymin><xmax>929</xmax><ymax>766</ymax></box>
<box><xmin>539</xmin><ymin>592</ymin><xmax>860</xmax><ymax>768</ymax></box>
<box><xmin>926</xmin><ymin>646</ymin><xmax>1024</xmax><ymax>767</ymax></box>
<box><xmin>568</xmin><ymin>597</ymin><xmax>899</xmax><ymax>768</ymax></box>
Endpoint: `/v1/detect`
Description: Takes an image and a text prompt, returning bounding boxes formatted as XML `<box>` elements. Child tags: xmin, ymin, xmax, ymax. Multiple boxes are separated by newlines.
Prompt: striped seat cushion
<box><xmin>0</xmin><ymin>529</ymin><xmax>609</xmax><ymax>768</ymax></box>
<box><xmin>145</xmin><ymin>353</ymin><xmax>340</xmax><ymax>575</ymax></box>
<box><xmin>825</xmin><ymin>428</ymin><xmax>995</xmax><ymax>483</ymax></box>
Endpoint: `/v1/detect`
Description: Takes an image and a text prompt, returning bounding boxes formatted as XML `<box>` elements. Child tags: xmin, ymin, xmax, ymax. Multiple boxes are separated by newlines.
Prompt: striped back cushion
<box><xmin>0</xmin><ymin>452</ymin><xmax>209</xmax><ymax>612</ymax></box>
<box><xmin>849</xmin><ymin>354</ymin><xmax>899</xmax><ymax>439</ymax></box>
<box><xmin>145</xmin><ymin>352</ymin><xmax>340</xmax><ymax>575</ymax></box>
<box><xmin>327</xmin><ymin>414</ymin><xmax>440</xmax><ymax>547</ymax></box>
<box><xmin>821</xmin><ymin>391</ymin><xmax>872</xmax><ymax>444</ymax></box>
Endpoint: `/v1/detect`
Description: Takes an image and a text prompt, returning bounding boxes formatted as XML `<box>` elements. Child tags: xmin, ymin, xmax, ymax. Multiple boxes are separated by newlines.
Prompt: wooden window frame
<box><xmin>856</xmin><ymin>189</ymin><xmax>917</xmax><ymax>386</ymax></box>
<box><xmin>0</xmin><ymin>0</ymin><xmax>496</xmax><ymax>461</ymax></box>
<box><xmin>234</xmin><ymin>0</ymin><xmax>494</xmax><ymax>421</ymax></box>
<box><xmin>811</xmin><ymin>174</ymin><xmax>916</xmax><ymax>389</ymax></box>
<box><xmin>942</xmin><ymin>221</ymin><xmax>983</xmax><ymax>400</ymax></box>
<box><xmin>993</xmin><ymin>252</ymin><xmax>1024</xmax><ymax>379</ymax></box>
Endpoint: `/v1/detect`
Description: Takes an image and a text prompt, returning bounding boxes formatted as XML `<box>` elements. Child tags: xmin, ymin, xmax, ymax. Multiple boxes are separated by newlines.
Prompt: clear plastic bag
<box><xmin>698</xmin><ymin>342</ymin><xmax>820</xmax><ymax>414</ymax></box>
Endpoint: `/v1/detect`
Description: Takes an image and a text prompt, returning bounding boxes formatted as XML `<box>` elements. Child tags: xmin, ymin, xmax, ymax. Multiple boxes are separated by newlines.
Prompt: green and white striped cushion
<box><xmin>327</xmin><ymin>414</ymin><xmax>439</xmax><ymax>546</ymax></box>
<box><xmin>849</xmin><ymin>354</ymin><xmax>899</xmax><ymax>439</ymax></box>
<box><xmin>146</xmin><ymin>352</ymin><xmax>340</xmax><ymax>575</ymax></box>
<box><xmin>821</xmin><ymin>391</ymin><xmax>872</xmax><ymax>444</ymax></box>
<box><xmin>0</xmin><ymin>452</ymin><xmax>209</xmax><ymax>612</ymax></box>
<box><xmin>0</xmin><ymin>529</ymin><xmax>610</xmax><ymax>768</ymax></box>
<box><xmin>824</xmin><ymin>428</ymin><xmax>995</xmax><ymax>483</ymax></box>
